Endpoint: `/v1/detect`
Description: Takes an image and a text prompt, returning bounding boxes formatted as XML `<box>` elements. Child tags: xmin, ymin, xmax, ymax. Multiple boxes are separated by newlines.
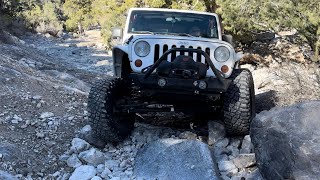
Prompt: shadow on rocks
<box><xmin>255</xmin><ymin>90</ymin><xmax>278</xmax><ymax>113</ymax></box>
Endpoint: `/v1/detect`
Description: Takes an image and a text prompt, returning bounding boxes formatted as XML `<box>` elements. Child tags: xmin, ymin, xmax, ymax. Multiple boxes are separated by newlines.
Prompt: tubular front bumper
<box><xmin>130</xmin><ymin>48</ymin><xmax>231</xmax><ymax>95</ymax></box>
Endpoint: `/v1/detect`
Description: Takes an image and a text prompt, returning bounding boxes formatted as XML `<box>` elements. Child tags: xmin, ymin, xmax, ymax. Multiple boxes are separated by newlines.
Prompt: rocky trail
<box><xmin>0</xmin><ymin>30</ymin><xmax>319</xmax><ymax>180</ymax></box>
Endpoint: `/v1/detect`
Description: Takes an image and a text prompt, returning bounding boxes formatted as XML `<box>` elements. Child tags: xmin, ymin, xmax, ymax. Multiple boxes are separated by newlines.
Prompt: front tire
<box><xmin>88</xmin><ymin>77</ymin><xmax>135</xmax><ymax>144</ymax></box>
<box><xmin>223</xmin><ymin>69</ymin><xmax>255</xmax><ymax>135</ymax></box>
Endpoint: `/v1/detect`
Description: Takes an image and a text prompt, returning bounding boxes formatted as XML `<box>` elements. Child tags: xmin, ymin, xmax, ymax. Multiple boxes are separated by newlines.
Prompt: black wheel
<box><xmin>223</xmin><ymin>69</ymin><xmax>255</xmax><ymax>135</ymax></box>
<box><xmin>87</xmin><ymin>77</ymin><xmax>135</xmax><ymax>144</ymax></box>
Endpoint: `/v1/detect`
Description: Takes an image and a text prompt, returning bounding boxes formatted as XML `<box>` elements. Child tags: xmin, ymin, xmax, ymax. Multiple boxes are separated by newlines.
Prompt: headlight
<box><xmin>134</xmin><ymin>41</ymin><xmax>150</xmax><ymax>57</ymax></box>
<box><xmin>214</xmin><ymin>46</ymin><xmax>230</xmax><ymax>62</ymax></box>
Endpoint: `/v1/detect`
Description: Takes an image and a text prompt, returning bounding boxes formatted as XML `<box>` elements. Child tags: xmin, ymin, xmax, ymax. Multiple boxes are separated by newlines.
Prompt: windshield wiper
<box><xmin>176</xmin><ymin>33</ymin><xmax>195</xmax><ymax>37</ymax></box>
<box><xmin>155</xmin><ymin>32</ymin><xmax>195</xmax><ymax>37</ymax></box>
<box><xmin>132</xmin><ymin>31</ymin><xmax>154</xmax><ymax>35</ymax></box>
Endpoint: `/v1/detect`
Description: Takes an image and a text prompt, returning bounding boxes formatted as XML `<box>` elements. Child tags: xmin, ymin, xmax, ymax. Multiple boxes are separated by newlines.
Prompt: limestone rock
<box><xmin>251</xmin><ymin>101</ymin><xmax>320</xmax><ymax>179</ymax></box>
<box><xmin>79</xmin><ymin>148</ymin><xmax>106</xmax><ymax>166</ymax></box>
<box><xmin>69</xmin><ymin>165</ymin><xmax>96</xmax><ymax>180</ymax></box>
<box><xmin>40</xmin><ymin>112</ymin><xmax>54</xmax><ymax>119</ymax></box>
<box><xmin>218</xmin><ymin>161</ymin><xmax>238</xmax><ymax>176</ymax></box>
<box><xmin>232</xmin><ymin>154</ymin><xmax>256</xmax><ymax>168</ymax></box>
<box><xmin>134</xmin><ymin>138</ymin><xmax>219</xmax><ymax>180</ymax></box>
<box><xmin>208</xmin><ymin>121</ymin><xmax>226</xmax><ymax>146</ymax></box>
<box><xmin>71</xmin><ymin>138</ymin><xmax>90</xmax><ymax>153</ymax></box>
<box><xmin>240</xmin><ymin>135</ymin><xmax>253</xmax><ymax>154</ymax></box>
<box><xmin>178</xmin><ymin>131</ymin><xmax>197</xmax><ymax>140</ymax></box>
<box><xmin>67</xmin><ymin>154</ymin><xmax>82</xmax><ymax>168</ymax></box>
<box><xmin>246</xmin><ymin>168</ymin><xmax>264</xmax><ymax>180</ymax></box>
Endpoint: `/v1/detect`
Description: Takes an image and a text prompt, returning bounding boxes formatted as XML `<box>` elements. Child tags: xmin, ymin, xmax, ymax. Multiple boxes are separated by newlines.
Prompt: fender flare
<box><xmin>112</xmin><ymin>46</ymin><xmax>129</xmax><ymax>77</ymax></box>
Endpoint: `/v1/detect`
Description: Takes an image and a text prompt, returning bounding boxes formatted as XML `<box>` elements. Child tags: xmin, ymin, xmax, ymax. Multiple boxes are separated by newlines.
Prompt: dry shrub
<box><xmin>35</xmin><ymin>21</ymin><xmax>63</xmax><ymax>37</ymax></box>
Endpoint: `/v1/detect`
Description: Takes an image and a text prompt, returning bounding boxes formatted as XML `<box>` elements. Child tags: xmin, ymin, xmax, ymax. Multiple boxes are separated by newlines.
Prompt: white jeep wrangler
<box><xmin>88</xmin><ymin>8</ymin><xmax>255</xmax><ymax>143</ymax></box>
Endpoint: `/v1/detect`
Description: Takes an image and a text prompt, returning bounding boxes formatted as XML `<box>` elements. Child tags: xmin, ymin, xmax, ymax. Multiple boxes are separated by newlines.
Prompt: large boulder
<box><xmin>134</xmin><ymin>138</ymin><xmax>219</xmax><ymax>180</ymax></box>
<box><xmin>251</xmin><ymin>101</ymin><xmax>320</xmax><ymax>179</ymax></box>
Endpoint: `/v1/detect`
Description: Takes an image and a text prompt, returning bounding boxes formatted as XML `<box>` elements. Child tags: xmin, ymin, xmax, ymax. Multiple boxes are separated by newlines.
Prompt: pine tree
<box><xmin>63</xmin><ymin>0</ymin><xmax>93</xmax><ymax>33</ymax></box>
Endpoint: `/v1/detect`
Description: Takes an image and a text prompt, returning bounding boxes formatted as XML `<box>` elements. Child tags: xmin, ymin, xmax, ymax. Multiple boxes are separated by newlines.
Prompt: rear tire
<box><xmin>223</xmin><ymin>69</ymin><xmax>255</xmax><ymax>135</ymax></box>
<box><xmin>88</xmin><ymin>77</ymin><xmax>135</xmax><ymax>144</ymax></box>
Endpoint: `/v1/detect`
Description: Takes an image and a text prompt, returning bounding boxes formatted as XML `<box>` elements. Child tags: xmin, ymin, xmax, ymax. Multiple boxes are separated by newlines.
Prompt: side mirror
<box><xmin>112</xmin><ymin>28</ymin><xmax>123</xmax><ymax>40</ymax></box>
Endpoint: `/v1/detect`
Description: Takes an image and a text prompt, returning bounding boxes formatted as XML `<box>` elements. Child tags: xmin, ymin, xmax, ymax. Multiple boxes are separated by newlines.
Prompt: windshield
<box><xmin>128</xmin><ymin>10</ymin><xmax>219</xmax><ymax>39</ymax></box>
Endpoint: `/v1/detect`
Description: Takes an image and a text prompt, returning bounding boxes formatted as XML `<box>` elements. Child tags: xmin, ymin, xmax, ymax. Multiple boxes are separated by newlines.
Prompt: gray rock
<box><xmin>251</xmin><ymin>101</ymin><xmax>320</xmax><ymax>180</ymax></box>
<box><xmin>0</xmin><ymin>143</ymin><xmax>22</xmax><ymax>161</ymax></box>
<box><xmin>221</xmin><ymin>175</ymin><xmax>231</xmax><ymax>180</ymax></box>
<box><xmin>109</xmin><ymin>177</ymin><xmax>120</xmax><ymax>180</ymax></box>
<box><xmin>11</xmin><ymin>119</ymin><xmax>19</xmax><ymax>124</ymax></box>
<box><xmin>71</xmin><ymin>138</ymin><xmax>90</xmax><ymax>152</ymax></box>
<box><xmin>40</xmin><ymin>112</ymin><xmax>54</xmax><ymax>119</ymax></box>
<box><xmin>246</xmin><ymin>168</ymin><xmax>264</xmax><ymax>180</ymax></box>
<box><xmin>178</xmin><ymin>131</ymin><xmax>197</xmax><ymax>139</ymax></box>
<box><xmin>232</xmin><ymin>154</ymin><xmax>256</xmax><ymax>168</ymax></box>
<box><xmin>105</xmin><ymin>160</ymin><xmax>120</xmax><ymax>170</ymax></box>
<box><xmin>231</xmin><ymin>172</ymin><xmax>248</xmax><ymax>180</ymax></box>
<box><xmin>134</xmin><ymin>138</ymin><xmax>219</xmax><ymax>180</ymax></box>
<box><xmin>96</xmin><ymin>164</ymin><xmax>105</xmax><ymax>174</ymax></box>
<box><xmin>91</xmin><ymin>176</ymin><xmax>102</xmax><ymax>180</ymax></box>
<box><xmin>212</xmin><ymin>146</ymin><xmax>229</xmax><ymax>159</ymax></box>
<box><xmin>36</xmin><ymin>132</ymin><xmax>45</xmax><ymax>138</ymax></box>
<box><xmin>13</xmin><ymin>114</ymin><xmax>22</xmax><ymax>121</ymax></box>
<box><xmin>208</xmin><ymin>121</ymin><xmax>226</xmax><ymax>146</ymax></box>
<box><xmin>240</xmin><ymin>135</ymin><xmax>253</xmax><ymax>154</ymax></box>
<box><xmin>67</xmin><ymin>154</ymin><xmax>82</xmax><ymax>168</ymax></box>
<box><xmin>59</xmin><ymin>154</ymin><xmax>70</xmax><ymax>161</ymax></box>
<box><xmin>226</xmin><ymin>145</ymin><xmax>239</xmax><ymax>159</ymax></box>
<box><xmin>32</xmin><ymin>95</ymin><xmax>42</xmax><ymax>100</ymax></box>
<box><xmin>218</xmin><ymin>161</ymin><xmax>238</xmax><ymax>175</ymax></box>
<box><xmin>80</xmin><ymin>125</ymin><xmax>92</xmax><ymax>134</ymax></box>
<box><xmin>60</xmin><ymin>173</ymin><xmax>71</xmax><ymax>180</ymax></box>
<box><xmin>119</xmin><ymin>160</ymin><xmax>128</xmax><ymax>168</ymax></box>
<box><xmin>52</xmin><ymin>171</ymin><xmax>60</xmax><ymax>177</ymax></box>
<box><xmin>69</xmin><ymin>165</ymin><xmax>96</xmax><ymax>180</ymax></box>
<box><xmin>100</xmin><ymin>168</ymin><xmax>112</xmax><ymax>179</ymax></box>
<box><xmin>214</xmin><ymin>138</ymin><xmax>229</xmax><ymax>148</ymax></box>
<box><xmin>216</xmin><ymin>154</ymin><xmax>229</xmax><ymax>162</ymax></box>
<box><xmin>229</xmin><ymin>138</ymin><xmax>241</xmax><ymax>148</ymax></box>
<box><xmin>0</xmin><ymin>171</ymin><xmax>18</xmax><ymax>180</ymax></box>
<box><xmin>79</xmin><ymin>148</ymin><xmax>106</xmax><ymax>166</ymax></box>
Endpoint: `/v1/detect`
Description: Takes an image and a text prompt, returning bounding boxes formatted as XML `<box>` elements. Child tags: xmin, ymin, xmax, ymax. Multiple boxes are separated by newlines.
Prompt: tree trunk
<box><xmin>203</xmin><ymin>0</ymin><xmax>218</xmax><ymax>12</ymax></box>
<box><xmin>78</xmin><ymin>22</ymin><xmax>83</xmax><ymax>35</ymax></box>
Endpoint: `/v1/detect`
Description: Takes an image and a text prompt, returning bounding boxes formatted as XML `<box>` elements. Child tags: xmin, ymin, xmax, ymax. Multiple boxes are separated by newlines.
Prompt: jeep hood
<box><xmin>127</xmin><ymin>34</ymin><xmax>233</xmax><ymax>48</ymax></box>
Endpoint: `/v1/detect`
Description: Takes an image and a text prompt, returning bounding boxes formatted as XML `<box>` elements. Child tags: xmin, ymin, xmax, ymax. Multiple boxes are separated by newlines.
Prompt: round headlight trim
<box><xmin>134</xmin><ymin>41</ymin><xmax>151</xmax><ymax>57</ymax></box>
<box><xmin>214</xmin><ymin>46</ymin><xmax>230</xmax><ymax>62</ymax></box>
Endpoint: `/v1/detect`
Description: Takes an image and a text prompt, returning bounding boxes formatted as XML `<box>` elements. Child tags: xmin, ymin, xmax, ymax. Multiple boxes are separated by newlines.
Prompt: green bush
<box><xmin>216</xmin><ymin>0</ymin><xmax>319</xmax><ymax>57</ymax></box>
<box><xmin>63</xmin><ymin>0</ymin><xmax>93</xmax><ymax>33</ymax></box>
<box><xmin>22</xmin><ymin>2</ymin><xmax>63</xmax><ymax>36</ymax></box>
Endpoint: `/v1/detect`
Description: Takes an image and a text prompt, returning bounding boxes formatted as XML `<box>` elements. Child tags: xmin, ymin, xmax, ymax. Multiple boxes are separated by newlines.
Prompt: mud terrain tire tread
<box><xmin>88</xmin><ymin>77</ymin><xmax>134</xmax><ymax>143</ymax></box>
<box><xmin>223</xmin><ymin>69</ymin><xmax>255</xmax><ymax>135</ymax></box>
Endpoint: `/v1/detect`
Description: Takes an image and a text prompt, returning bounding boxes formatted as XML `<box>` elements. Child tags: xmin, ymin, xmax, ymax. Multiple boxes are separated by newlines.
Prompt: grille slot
<box><xmin>197</xmin><ymin>47</ymin><xmax>202</xmax><ymax>62</ymax></box>
<box><xmin>205</xmin><ymin>48</ymin><xmax>210</xmax><ymax>66</ymax></box>
<box><xmin>153</xmin><ymin>44</ymin><xmax>210</xmax><ymax>63</ymax></box>
<box><xmin>188</xmin><ymin>46</ymin><xmax>193</xmax><ymax>57</ymax></box>
<box><xmin>154</xmin><ymin>44</ymin><xmax>160</xmax><ymax>63</ymax></box>
<box><xmin>180</xmin><ymin>45</ymin><xmax>185</xmax><ymax>55</ymax></box>
<box><xmin>171</xmin><ymin>45</ymin><xmax>177</xmax><ymax>62</ymax></box>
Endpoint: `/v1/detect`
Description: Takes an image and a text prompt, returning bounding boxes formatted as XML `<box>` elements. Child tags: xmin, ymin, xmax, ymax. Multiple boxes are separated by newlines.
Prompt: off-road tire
<box><xmin>88</xmin><ymin>77</ymin><xmax>135</xmax><ymax>143</ymax></box>
<box><xmin>223</xmin><ymin>69</ymin><xmax>255</xmax><ymax>135</ymax></box>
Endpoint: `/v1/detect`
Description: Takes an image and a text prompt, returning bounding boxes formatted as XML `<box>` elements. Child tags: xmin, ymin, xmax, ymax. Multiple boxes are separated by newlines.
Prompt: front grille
<box><xmin>153</xmin><ymin>44</ymin><xmax>210</xmax><ymax>66</ymax></box>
